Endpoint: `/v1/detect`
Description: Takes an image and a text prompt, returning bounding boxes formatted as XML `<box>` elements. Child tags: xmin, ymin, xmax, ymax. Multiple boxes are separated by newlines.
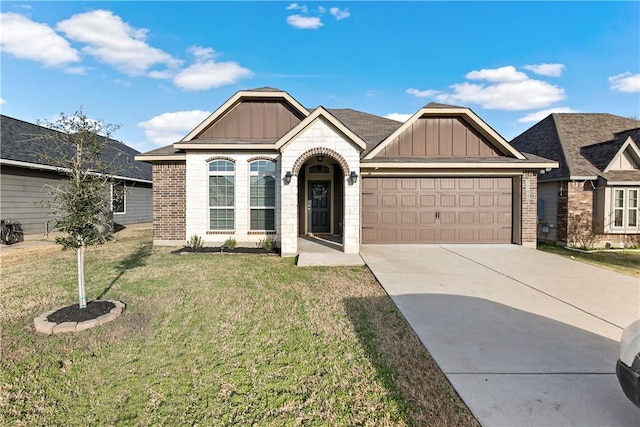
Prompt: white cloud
<box><xmin>522</xmin><ymin>63</ymin><xmax>565</xmax><ymax>77</ymax></box>
<box><xmin>287</xmin><ymin>14</ymin><xmax>323</xmax><ymax>29</ymax></box>
<box><xmin>0</xmin><ymin>98</ymin><xmax>6</xmax><ymax>105</ymax></box>
<box><xmin>318</xmin><ymin>6</ymin><xmax>326</xmax><ymax>13</ymax></box>
<box><xmin>329</xmin><ymin>7</ymin><xmax>350</xmax><ymax>20</ymax></box>
<box><xmin>406</xmin><ymin>88</ymin><xmax>439</xmax><ymax>98</ymax></box>
<box><xmin>0</xmin><ymin>12</ymin><xmax>80</xmax><ymax>67</ymax></box>
<box><xmin>516</xmin><ymin>107</ymin><xmax>579</xmax><ymax>123</ymax></box>
<box><xmin>466</xmin><ymin>66</ymin><xmax>528</xmax><ymax>83</ymax></box>
<box><xmin>56</xmin><ymin>9</ymin><xmax>181</xmax><ymax>76</ymax></box>
<box><xmin>286</xmin><ymin>3</ymin><xmax>308</xmax><ymax>13</ymax></box>
<box><xmin>384</xmin><ymin>113</ymin><xmax>412</xmax><ymax>122</ymax></box>
<box><xmin>173</xmin><ymin>48</ymin><xmax>253</xmax><ymax>91</ymax></box>
<box><xmin>609</xmin><ymin>72</ymin><xmax>640</xmax><ymax>93</ymax></box>
<box><xmin>434</xmin><ymin>65</ymin><xmax>566</xmax><ymax>111</ymax></box>
<box><xmin>138</xmin><ymin>110</ymin><xmax>211</xmax><ymax>146</ymax></box>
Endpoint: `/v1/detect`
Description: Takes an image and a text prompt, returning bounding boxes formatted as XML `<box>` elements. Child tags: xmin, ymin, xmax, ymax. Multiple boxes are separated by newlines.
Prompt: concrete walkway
<box><xmin>361</xmin><ymin>244</ymin><xmax>640</xmax><ymax>427</ymax></box>
<box><xmin>296</xmin><ymin>236</ymin><xmax>365</xmax><ymax>266</ymax></box>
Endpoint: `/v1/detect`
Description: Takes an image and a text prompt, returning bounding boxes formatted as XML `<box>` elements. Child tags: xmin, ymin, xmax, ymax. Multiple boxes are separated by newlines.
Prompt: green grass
<box><xmin>537</xmin><ymin>243</ymin><xmax>640</xmax><ymax>278</ymax></box>
<box><xmin>0</xmin><ymin>228</ymin><xmax>478</xmax><ymax>427</ymax></box>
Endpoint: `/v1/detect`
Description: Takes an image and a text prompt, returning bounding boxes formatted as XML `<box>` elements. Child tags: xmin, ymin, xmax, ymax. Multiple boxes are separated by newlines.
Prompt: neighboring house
<box><xmin>136</xmin><ymin>87</ymin><xmax>556</xmax><ymax>256</ymax></box>
<box><xmin>1</xmin><ymin>115</ymin><xmax>153</xmax><ymax>237</ymax></box>
<box><xmin>511</xmin><ymin>113</ymin><xmax>640</xmax><ymax>247</ymax></box>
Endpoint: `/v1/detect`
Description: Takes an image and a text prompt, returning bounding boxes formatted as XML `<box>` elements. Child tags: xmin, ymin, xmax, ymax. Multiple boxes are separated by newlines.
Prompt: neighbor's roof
<box><xmin>1</xmin><ymin>115</ymin><xmax>152</xmax><ymax>182</ymax></box>
<box><xmin>510</xmin><ymin>113</ymin><xmax>640</xmax><ymax>181</ymax></box>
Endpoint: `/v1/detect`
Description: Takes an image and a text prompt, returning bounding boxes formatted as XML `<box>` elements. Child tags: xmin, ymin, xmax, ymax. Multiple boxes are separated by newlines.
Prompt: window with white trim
<box><xmin>612</xmin><ymin>188</ymin><xmax>639</xmax><ymax>231</ymax></box>
<box><xmin>111</xmin><ymin>183</ymin><xmax>125</xmax><ymax>214</ymax></box>
<box><xmin>209</xmin><ymin>160</ymin><xmax>235</xmax><ymax>230</ymax></box>
<box><xmin>249</xmin><ymin>160</ymin><xmax>276</xmax><ymax>231</ymax></box>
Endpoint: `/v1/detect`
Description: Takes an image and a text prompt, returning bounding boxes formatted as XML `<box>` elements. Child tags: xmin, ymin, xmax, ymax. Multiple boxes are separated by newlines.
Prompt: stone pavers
<box><xmin>34</xmin><ymin>300</ymin><xmax>125</xmax><ymax>335</ymax></box>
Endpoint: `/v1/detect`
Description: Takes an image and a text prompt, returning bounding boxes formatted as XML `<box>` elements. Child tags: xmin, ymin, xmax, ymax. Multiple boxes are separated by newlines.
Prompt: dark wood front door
<box><xmin>308</xmin><ymin>181</ymin><xmax>330</xmax><ymax>233</ymax></box>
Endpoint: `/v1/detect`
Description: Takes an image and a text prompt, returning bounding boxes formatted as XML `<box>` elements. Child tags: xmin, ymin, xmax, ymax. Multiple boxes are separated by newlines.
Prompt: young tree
<box><xmin>37</xmin><ymin>108</ymin><xmax>122</xmax><ymax>308</ymax></box>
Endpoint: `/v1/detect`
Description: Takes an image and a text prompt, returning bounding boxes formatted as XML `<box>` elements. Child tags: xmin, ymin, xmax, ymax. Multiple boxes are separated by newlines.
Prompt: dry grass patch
<box><xmin>1</xmin><ymin>228</ymin><xmax>477</xmax><ymax>426</ymax></box>
<box><xmin>537</xmin><ymin>243</ymin><xmax>640</xmax><ymax>278</ymax></box>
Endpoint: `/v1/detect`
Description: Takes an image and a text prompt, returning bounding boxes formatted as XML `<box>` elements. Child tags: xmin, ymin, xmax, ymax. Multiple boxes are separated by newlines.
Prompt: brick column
<box><xmin>521</xmin><ymin>170</ymin><xmax>538</xmax><ymax>247</ymax></box>
<box><xmin>152</xmin><ymin>162</ymin><xmax>186</xmax><ymax>244</ymax></box>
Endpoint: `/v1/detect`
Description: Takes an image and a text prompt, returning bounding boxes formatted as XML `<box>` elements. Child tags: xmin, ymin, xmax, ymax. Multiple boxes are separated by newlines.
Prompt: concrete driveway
<box><xmin>361</xmin><ymin>244</ymin><xmax>640</xmax><ymax>427</ymax></box>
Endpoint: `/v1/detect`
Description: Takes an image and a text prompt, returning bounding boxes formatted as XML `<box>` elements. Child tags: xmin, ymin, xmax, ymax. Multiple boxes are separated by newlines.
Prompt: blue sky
<box><xmin>1</xmin><ymin>1</ymin><xmax>639</xmax><ymax>153</ymax></box>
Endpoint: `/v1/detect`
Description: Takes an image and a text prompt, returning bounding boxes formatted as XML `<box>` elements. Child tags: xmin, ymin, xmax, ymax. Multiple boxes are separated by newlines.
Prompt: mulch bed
<box><xmin>173</xmin><ymin>247</ymin><xmax>279</xmax><ymax>255</ymax></box>
<box><xmin>47</xmin><ymin>301</ymin><xmax>116</xmax><ymax>323</ymax></box>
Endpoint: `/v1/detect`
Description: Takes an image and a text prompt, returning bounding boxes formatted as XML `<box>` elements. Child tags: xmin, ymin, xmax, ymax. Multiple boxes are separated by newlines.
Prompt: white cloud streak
<box><xmin>173</xmin><ymin>46</ymin><xmax>253</xmax><ymax>91</ymax></box>
<box><xmin>286</xmin><ymin>3</ymin><xmax>308</xmax><ymax>13</ymax></box>
<box><xmin>434</xmin><ymin>65</ymin><xmax>566</xmax><ymax>111</ymax></box>
<box><xmin>56</xmin><ymin>9</ymin><xmax>181</xmax><ymax>76</ymax></box>
<box><xmin>516</xmin><ymin>107</ymin><xmax>579</xmax><ymax>123</ymax></box>
<box><xmin>138</xmin><ymin>110</ymin><xmax>212</xmax><ymax>146</ymax></box>
<box><xmin>384</xmin><ymin>113</ymin><xmax>412</xmax><ymax>122</ymax></box>
<box><xmin>609</xmin><ymin>72</ymin><xmax>640</xmax><ymax>93</ymax></box>
<box><xmin>406</xmin><ymin>88</ymin><xmax>439</xmax><ymax>98</ymax></box>
<box><xmin>287</xmin><ymin>14</ymin><xmax>323</xmax><ymax>29</ymax></box>
<box><xmin>330</xmin><ymin>7</ymin><xmax>350</xmax><ymax>20</ymax></box>
<box><xmin>522</xmin><ymin>63</ymin><xmax>565</xmax><ymax>77</ymax></box>
<box><xmin>0</xmin><ymin>12</ymin><xmax>80</xmax><ymax>68</ymax></box>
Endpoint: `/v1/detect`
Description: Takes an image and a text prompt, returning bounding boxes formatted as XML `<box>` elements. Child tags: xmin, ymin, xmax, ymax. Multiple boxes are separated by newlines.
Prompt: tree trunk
<box><xmin>77</xmin><ymin>244</ymin><xmax>87</xmax><ymax>308</ymax></box>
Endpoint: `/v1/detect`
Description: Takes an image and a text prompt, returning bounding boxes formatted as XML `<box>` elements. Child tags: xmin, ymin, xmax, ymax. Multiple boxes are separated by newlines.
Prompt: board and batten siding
<box><xmin>1</xmin><ymin>165</ymin><xmax>152</xmax><ymax>236</ymax></box>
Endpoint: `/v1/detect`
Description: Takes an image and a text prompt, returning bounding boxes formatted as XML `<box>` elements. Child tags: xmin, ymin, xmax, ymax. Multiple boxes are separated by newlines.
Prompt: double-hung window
<box><xmin>612</xmin><ymin>188</ymin><xmax>639</xmax><ymax>231</ymax></box>
<box><xmin>249</xmin><ymin>160</ymin><xmax>276</xmax><ymax>231</ymax></box>
<box><xmin>209</xmin><ymin>160</ymin><xmax>235</xmax><ymax>231</ymax></box>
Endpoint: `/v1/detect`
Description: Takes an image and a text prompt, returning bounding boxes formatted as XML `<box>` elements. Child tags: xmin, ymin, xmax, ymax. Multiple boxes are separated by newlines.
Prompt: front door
<box><xmin>308</xmin><ymin>181</ymin><xmax>330</xmax><ymax>233</ymax></box>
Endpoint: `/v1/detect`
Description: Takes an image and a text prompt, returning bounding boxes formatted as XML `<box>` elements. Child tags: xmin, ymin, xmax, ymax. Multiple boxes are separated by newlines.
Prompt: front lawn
<box><xmin>0</xmin><ymin>228</ymin><xmax>477</xmax><ymax>426</ymax></box>
<box><xmin>537</xmin><ymin>243</ymin><xmax>640</xmax><ymax>278</ymax></box>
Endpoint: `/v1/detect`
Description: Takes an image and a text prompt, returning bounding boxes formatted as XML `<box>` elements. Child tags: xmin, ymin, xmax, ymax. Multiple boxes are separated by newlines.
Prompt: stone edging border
<box><xmin>34</xmin><ymin>300</ymin><xmax>126</xmax><ymax>335</ymax></box>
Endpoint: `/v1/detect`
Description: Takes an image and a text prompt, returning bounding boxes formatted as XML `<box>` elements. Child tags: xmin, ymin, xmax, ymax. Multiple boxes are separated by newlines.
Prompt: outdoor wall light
<box><xmin>284</xmin><ymin>171</ymin><xmax>293</xmax><ymax>184</ymax></box>
<box><xmin>350</xmin><ymin>170</ymin><xmax>358</xmax><ymax>183</ymax></box>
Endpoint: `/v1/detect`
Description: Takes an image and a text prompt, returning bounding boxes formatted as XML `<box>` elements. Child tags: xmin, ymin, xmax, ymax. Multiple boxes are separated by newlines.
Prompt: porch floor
<box><xmin>296</xmin><ymin>235</ymin><xmax>365</xmax><ymax>267</ymax></box>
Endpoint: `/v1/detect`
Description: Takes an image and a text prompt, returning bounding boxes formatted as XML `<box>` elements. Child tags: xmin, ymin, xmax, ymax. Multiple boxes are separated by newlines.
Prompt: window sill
<box><xmin>206</xmin><ymin>231</ymin><xmax>235</xmax><ymax>235</ymax></box>
<box><xmin>248</xmin><ymin>231</ymin><xmax>276</xmax><ymax>235</ymax></box>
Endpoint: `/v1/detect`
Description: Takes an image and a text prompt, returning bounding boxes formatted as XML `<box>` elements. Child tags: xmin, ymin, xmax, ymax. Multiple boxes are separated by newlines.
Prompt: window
<box><xmin>111</xmin><ymin>183</ymin><xmax>125</xmax><ymax>214</ymax></box>
<box><xmin>249</xmin><ymin>160</ymin><xmax>276</xmax><ymax>231</ymax></box>
<box><xmin>612</xmin><ymin>188</ymin><xmax>639</xmax><ymax>231</ymax></box>
<box><xmin>209</xmin><ymin>160</ymin><xmax>235</xmax><ymax>230</ymax></box>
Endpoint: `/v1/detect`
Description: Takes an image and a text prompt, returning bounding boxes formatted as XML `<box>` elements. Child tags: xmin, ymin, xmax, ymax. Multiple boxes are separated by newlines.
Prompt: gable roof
<box><xmin>1</xmin><ymin>115</ymin><xmax>152</xmax><ymax>182</ymax></box>
<box><xmin>510</xmin><ymin>113</ymin><xmax>640</xmax><ymax>181</ymax></box>
<box><xmin>180</xmin><ymin>88</ymin><xmax>309</xmax><ymax>142</ymax></box>
<box><xmin>364</xmin><ymin>102</ymin><xmax>525</xmax><ymax>160</ymax></box>
<box><xmin>326</xmin><ymin>108</ymin><xmax>402</xmax><ymax>156</ymax></box>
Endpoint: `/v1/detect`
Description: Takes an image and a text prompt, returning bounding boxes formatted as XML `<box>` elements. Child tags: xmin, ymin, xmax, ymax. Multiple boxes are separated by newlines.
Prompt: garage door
<box><xmin>362</xmin><ymin>177</ymin><xmax>512</xmax><ymax>243</ymax></box>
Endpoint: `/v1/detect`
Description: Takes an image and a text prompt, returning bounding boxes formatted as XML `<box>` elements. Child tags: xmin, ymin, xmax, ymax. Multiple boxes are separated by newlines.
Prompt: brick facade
<box><xmin>521</xmin><ymin>170</ymin><xmax>538</xmax><ymax>247</ymax></box>
<box><xmin>152</xmin><ymin>162</ymin><xmax>186</xmax><ymax>243</ymax></box>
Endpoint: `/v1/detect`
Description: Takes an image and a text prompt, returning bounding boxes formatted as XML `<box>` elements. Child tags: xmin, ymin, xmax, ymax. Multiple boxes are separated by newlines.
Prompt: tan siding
<box><xmin>377</xmin><ymin>116</ymin><xmax>502</xmax><ymax>158</ymax></box>
<box><xmin>197</xmin><ymin>100</ymin><xmax>303</xmax><ymax>140</ymax></box>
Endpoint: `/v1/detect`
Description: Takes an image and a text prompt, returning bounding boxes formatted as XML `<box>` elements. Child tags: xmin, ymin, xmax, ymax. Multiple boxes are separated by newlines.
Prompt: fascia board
<box><xmin>181</xmin><ymin>90</ymin><xmax>310</xmax><ymax>142</ymax></box>
<box><xmin>603</xmin><ymin>137</ymin><xmax>640</xmax><ymax>173</ymax></box>
<box><xmin>1</xmin><ymin>158</ymin><xmax>153</xmax><ymax>184</ymax></box>
<box><xmin>365</xmin><ymin>107</ymin><xmax>526</xmax><ymax>160</ymax></box>
<box><xmin>173</xmin><ymin>143</ymin><xmax>277</xmax><ymax>150</ymax></box>
<box><xmin>134</xmin><ymin>154</ymin><xmax>186</xmax><ymax>162</ymax></box>
<box><xmin>362</xmin><ymin>161</ymin><xmax>558</xmax><ymax>169</ymax></box>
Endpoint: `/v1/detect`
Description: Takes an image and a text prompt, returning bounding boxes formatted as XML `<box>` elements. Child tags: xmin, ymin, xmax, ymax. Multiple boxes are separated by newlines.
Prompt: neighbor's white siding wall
<box><xmin>279</xmin><ymin>118</ymin><xmax>361</xmax><ymax>256</ymax></box>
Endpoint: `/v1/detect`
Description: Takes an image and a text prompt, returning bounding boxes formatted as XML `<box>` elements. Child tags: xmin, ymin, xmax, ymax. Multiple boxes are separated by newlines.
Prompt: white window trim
<box><xmin>249</xmin><ymin>160</ymin><xmax>276</xmax><ymax>231</ymax></box>
<box><xmin>608</xmin><ymin>187</ymin><xmax>640</xmax><ymax>233</ymax></box>
<box><xmin>208</xmin><ymin>160</ymin><xmax>235</xmax><ymax>232</ymax></box>
<box><xmin>111</xmin><ymin>183</ymin><xmax>126</xmax><ymax>215</ymax></box>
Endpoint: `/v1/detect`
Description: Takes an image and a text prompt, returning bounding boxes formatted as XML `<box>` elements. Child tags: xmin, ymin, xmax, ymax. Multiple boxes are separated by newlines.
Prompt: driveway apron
<box><xmin>361</xmin><ymin>244</ymin><xmax>640</xmax><ymax>427</ymax></box>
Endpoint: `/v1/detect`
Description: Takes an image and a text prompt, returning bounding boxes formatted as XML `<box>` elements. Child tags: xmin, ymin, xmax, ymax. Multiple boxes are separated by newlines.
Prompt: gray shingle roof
<box><xmin>511</xmin><ymin>113</ymin><xmax>640</xmax><ymax>181</ymax></box>
<box><xmin>326</xmin><ymin>108</ymin><xmax>403</xmax><ymax>157</ymax></box>
<box><xmin>1</xmin><ymin>114</ymin><xmax>152</xmax><ymax>181</ymax></box>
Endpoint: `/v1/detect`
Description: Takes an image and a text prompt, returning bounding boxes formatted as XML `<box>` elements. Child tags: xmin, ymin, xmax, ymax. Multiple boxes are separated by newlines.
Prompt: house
<box><xmin>135</xmin><ymin>87</ymin><xmax>557</xmax><ymax>256</ymax></box>
<box><xmin>1</xmin><ymin>115</ymin><xmax>153</xmax><ymax>238</ymax></box>
<box><xmin>511</xmin><ymin>113</ymin><xmax>640</xmax><ymax>247</ymax></box>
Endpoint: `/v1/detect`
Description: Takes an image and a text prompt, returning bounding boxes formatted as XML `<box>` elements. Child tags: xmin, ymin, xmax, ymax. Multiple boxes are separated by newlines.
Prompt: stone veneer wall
<box><xmin>521</xmin><ymin>170</ymin><xmax>538</xmax><ymax>247</ymax></box>
<box><xmin>152</xmin><ymin>162</ymin><xmax>186</xmax><ymax>243</ymax></box>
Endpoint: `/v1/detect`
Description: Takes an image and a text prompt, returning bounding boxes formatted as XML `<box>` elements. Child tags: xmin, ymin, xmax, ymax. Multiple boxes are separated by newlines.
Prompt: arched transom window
<box><xmin>249</xmin><ymin>160</ymin><xmax>276</xmax><ymax>231</ymax></box>
<box><xmin>208</xmin><ymin>160</ymin><xmax>235</xmax><ymax>230</ymax></box>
